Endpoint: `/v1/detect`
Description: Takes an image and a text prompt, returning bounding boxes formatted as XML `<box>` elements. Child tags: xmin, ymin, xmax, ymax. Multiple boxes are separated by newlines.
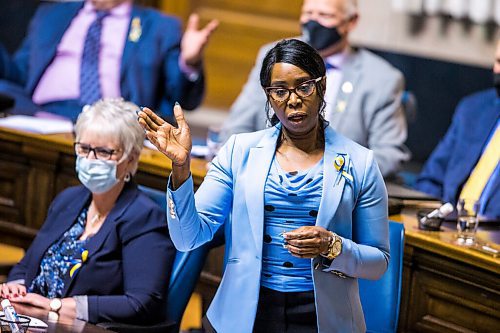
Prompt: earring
<box><xmin>124</xmin><ymin>173</ymin><xmax>131</xmax><ymax>182</ymax></box>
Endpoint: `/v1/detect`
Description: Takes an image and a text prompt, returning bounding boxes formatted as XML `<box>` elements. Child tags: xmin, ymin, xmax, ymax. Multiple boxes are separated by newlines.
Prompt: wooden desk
<box><xmin>0</xmin><ymin>243</ymin><xmax>24</xmax><ymax>282</ymax></box>
<box><xmin>1</xmin><ymin>127</ymin><xmax>499</xmax><ymax>332</ymax></box>
<box><xmin>0</xmin><ymin>126</ymin><xmax>207</xmax><ymax>233</ymax></box>
<box><xmin>0</xmin><ymin>126</ymin><xmax>221</xmax><ymax>310</ymax></box>
<box><xmin>9</xmin><ymin>303</ymin><xmax>112</xmax><ymax>333</ymax></box>
<box><xmin>393</xmin><ymin>209</ymin><xmax>500</xmax><ymax>333</ymax></box>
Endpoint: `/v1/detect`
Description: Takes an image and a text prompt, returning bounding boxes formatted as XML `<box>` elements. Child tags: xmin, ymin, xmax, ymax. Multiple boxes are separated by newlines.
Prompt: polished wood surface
<box><xmin>0</xmin><ymin>243</ymin><xmax>24</xmax><ymax>282</ymax></box>
<box><xmin>7</xmin><ymin>303</ymin><xmax>112</xmax><ymax>333</ymax></box>
<box><xmin>393</xmin><ymin>210</ymin><xmax>499</xmax><ymax>274</ymax></box>
<box><xmin>0</xmin><ymin>126</ymin><xmax>221</xmax><ymax>312</ymax></box>
<box><xmin>0</xmin><ymin>126</ymin><xmax>208</xmax><ymax>231</ymax></box>
<box><xmin>393</xmin><ymin>209</ymin><xmax>500</xmax><ymax>333</ymax></box>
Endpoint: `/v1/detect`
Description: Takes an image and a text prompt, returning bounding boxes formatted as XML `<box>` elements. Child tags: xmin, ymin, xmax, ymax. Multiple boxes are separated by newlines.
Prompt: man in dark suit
<box><xmin>415</xmin><ymin>40</ymin><xmax>500</xmax><ymax>219</ymax></box>
<box><xmin>0</xmin><ymin>0</ymin><xmax>218</xmax><ymax>122</ymax></box>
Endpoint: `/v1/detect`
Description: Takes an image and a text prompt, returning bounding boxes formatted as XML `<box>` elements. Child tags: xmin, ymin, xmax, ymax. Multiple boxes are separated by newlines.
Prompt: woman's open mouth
<box><xmin>287</xmin><ymin>112</ymin><xmax>307</xmax><ymax>123</ymax></box>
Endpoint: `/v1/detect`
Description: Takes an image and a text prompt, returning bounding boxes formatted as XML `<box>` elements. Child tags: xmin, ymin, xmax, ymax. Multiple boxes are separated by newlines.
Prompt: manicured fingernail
<box><xmin>13</xmin><ymin>294</ymin><xmax>17</xmax><ymax>297</ymax></box>
<box><xmin>174</xmin><ymin>102</ymin><xmax>180</xmax><ymax>106</ymax></box>
<box><xmin>22</xmin><ymin>292</ymin><xmax>26</xmax><ymax>296</ymax></box>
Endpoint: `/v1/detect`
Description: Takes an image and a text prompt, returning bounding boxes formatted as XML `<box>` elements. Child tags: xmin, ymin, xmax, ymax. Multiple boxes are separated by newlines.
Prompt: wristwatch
<box><xmin>321</xmin><ymin>232</ymin><xmax>342</xmax><ymax>260</ymax></box>
<box><xmin>49</xmin><ymin>298</ymin><xmax>62</xmax><ymax>313</ymax></box>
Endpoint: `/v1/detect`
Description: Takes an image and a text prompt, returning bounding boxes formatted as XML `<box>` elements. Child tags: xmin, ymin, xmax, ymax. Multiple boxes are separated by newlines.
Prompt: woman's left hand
<box><xmin>284</xmin><ymin>226</ymin><xmax>332</xmax><ymax>258</ymax></box>
<box><xmin>9</xmin><ymin>293</ymin><xmax>50</xmax><ymax>310</ymax></box>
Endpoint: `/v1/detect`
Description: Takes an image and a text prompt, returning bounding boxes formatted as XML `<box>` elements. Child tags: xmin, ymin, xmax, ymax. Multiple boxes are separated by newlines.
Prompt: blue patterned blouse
<box><xmin>261</xmin><ymin>156</ymin><xmax>323</xmax><ymax>292</ymax></box>
<box><xmin>29</xmin><ymin>208</ymin><xmax>90</xmax><ymax>298</ymax></box>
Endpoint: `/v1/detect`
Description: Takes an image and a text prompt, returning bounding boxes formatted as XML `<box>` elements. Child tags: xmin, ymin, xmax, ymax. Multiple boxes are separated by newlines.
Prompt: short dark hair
<box><xmin>260</xmin><ymin>39</ymin><xmax>327</xmax><ymax>126</ymax></box>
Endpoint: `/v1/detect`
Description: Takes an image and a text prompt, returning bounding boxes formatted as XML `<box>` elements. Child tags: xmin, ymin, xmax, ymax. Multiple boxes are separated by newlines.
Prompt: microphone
<box><xmin>420</xmin><ymin>202</ymin><xmax>454</xmax><ymax>224</ymax></box>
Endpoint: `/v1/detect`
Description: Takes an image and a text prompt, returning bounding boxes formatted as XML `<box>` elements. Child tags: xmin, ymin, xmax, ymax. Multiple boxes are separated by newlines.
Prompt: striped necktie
<box><xmin>459</xmin><ymin>126</ymin><xmax>500</xmax><ymax>211</ymax></box>
<box><xmin>80</xmin><ymin>10</ymin><xmax>109</xmax><ymax>106</ymax></box>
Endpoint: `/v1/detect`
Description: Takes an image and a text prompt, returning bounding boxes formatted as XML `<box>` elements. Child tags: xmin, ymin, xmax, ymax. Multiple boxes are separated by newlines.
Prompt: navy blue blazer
<box><xmin>8</xmin><ymin>182</ymin><xmax>175</xmax><ymax>324</ymax></box>
<box><xmin>0</xmin><ymin>1</ymin><xmax>204</xmax><ymax>120</ymax></box>
<box><xmin>415</xmin><ymin>89</ymin><xmax>500</xmax><ymax>219</ymax></box>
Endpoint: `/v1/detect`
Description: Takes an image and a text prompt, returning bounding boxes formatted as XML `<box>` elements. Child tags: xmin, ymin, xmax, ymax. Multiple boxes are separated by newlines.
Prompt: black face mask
<box><xmin>302</xmin><ymin>20</ymin><xmax>342</xmax><ymax>51</ymax></box>
<box><xmin>494</xmin><ymin>72</ymin><xmax>500</xmax><ymax>97</ymax></box>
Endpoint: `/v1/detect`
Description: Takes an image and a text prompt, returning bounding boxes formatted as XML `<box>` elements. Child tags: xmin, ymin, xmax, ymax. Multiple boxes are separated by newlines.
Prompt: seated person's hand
<box><xmin>283</xmin><ymin>226</ymin><xmax>332</xmax><ymax>258</ymax></box>
<box><xmin>9</xmin><ymin>292</ymin><xmax>50</xmax><ymax>310</ymax></box>
<box><xmin>1</xmin><ymin>282</ymin><xmax>26</xmax><ymax>299</ymax></box>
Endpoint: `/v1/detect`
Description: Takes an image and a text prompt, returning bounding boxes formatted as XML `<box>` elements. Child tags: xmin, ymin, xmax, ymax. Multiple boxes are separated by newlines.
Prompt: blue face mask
<box><xmin>76</xmin><ymin>156</ymin><xmax>119</xmax><ymax>194</ymax></box>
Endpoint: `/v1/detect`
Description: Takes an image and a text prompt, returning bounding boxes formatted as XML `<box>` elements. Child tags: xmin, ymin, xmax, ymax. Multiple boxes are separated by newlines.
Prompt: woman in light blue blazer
<box><xmin>139</xmin><ymin>39</ymin><xmax>389</xmax><ymax>333</ymax></box>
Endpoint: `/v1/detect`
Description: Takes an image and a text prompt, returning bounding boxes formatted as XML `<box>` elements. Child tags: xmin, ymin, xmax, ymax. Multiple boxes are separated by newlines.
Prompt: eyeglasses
<box><xmin>265</xmin><ymin>77</ymin><xmax>324</xmax><ymax>103</ymax></box>
<box><xmin>74</xmin><ymin>142</ymin><xmax>120</xmax><ymax>160</ymax></box>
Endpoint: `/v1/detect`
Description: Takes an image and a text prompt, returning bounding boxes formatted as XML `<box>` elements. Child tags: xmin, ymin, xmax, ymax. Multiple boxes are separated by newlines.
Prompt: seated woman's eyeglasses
<box><xmin>265</xmin><ymin>76</ymin><xmax>323</xmax><ymax>103</ymax></box>
<box><xmin>74</xmin><ymin>142</ymin><xmax>120</xmax><ymax>160</ymax></box>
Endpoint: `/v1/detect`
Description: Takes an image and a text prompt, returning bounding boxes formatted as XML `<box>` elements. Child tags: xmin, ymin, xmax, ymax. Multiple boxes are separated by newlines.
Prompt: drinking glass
<box><xmin>456</xmin><ymin>198</ymin><xmax>479</xmax><ymax>246</ymax></box>
<box><xmin>0</xmin><ymin>315</ymin><xmax>31</xmax><ymax>333</ymax></box>
<box><xmin>206</xmin><ymin>125</ymin><xmax>223</xmax><ymax>161</ymax></box>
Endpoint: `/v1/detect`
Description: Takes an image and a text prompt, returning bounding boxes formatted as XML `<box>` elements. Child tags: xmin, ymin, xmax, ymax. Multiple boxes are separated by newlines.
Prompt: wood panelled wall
<box><xmin>160</xmin><ymin>0</ymin><xmax>302</xmax><ymax>108</ymax></box>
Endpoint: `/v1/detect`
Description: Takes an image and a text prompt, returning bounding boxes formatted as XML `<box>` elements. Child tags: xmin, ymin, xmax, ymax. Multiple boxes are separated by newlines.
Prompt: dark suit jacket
<box><xmin>415</xmin><ymin>89</ymin><xmax>500</xmax><ymax>219</ymax></box>
<box><xmin>0</xmin><ymin>1</ymin><xmax>204</xmax><ymax>120</ymax></box>
<box><xmin>8</xmin><ymin>182</ymin><xmax>175</xmax><ymax>324</ymax></box>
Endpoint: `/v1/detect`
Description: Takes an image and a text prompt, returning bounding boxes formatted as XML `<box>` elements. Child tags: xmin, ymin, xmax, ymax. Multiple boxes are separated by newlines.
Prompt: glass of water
<box><xmin>206</xmin><ymin>125</ymin><xmax>223</xmax><ymax>161</ymax></box>
<box><xmin>456</xmin><ymin>198</ymin><xmax>479</xmax><ymax>246</ymax></box>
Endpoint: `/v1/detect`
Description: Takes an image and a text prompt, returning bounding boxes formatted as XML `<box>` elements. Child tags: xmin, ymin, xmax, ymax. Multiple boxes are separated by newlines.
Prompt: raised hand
<box><xmin>138</xmin><ymin>104</ymin><xmax>192</xmax><ymax>167</ymax></box>
<box><xmin>180</xmin><ymin>13</ymin><xmax>219</xmax><ymax>67</ymax></box>
<box><xmin>283</xmin><ymin>226</ymin><xmax>332</xmax><ymax>258</ymax></box>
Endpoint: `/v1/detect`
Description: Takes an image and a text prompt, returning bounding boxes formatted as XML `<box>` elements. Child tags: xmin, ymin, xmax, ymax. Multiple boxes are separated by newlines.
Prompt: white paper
<box><xmin>0</xmin><ymin>311</ymin><xmax>48</xmax><ymax>328</ymax></box>
<box><xmin>0</xmin><ymin>115</ymin><xmax>73</xmax><ymax>134</ymax></box>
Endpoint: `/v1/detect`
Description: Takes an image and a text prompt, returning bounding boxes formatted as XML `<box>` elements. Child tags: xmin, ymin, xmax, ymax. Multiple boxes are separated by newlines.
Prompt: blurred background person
<box><xmin>220</xmin><ymin>0</ymin><xmax>409</xmax><ymax>179</ymax></box>
<box><xmin>415</xmin><ymin>40</ymin><xmax>500</xmax><ymax>220</ymax></box>
<box><xmin>139</xmin><ymin>39</ymin><xmax>389</xmax><ymax>333</ymax></box>
<box><xmin>0</xmin><ymin>0</ymin><xmax>218</xmax><ymax>122</ymax></box>
<box><xmin>1</xmin><ymin>98</ymin><xmax>175</xmax><ymax>324</ymax></box>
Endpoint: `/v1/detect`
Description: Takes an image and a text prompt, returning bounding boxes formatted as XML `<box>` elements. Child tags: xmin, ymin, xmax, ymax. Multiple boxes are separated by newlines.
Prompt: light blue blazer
<box><xmin>167</xmin><ymin>125</ymin><xmax>390</xmax><ymax>333</ymax></box>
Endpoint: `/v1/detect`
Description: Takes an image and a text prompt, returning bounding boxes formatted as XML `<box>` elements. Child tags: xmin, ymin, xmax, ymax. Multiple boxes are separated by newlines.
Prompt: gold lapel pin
<box><xmin>129</xmin><ymin>17</ymin><xmax>142</xmax><ymax>42</ymax></box>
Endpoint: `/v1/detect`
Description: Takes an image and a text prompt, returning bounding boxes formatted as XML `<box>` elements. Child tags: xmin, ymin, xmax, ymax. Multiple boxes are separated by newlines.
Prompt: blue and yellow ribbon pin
<box><xmin>334</xmin><ymin>154</ymin><xmax>353</xmax><ymax>184</ymax></box>
<box><xmin>69</xmin><ymin>249</ymin><xmax>88</xmax><ymax>278</ymax></box>
<box><xmin>334</xmin><ymin>155</ymin><xmax>345</xmax><ymax>172</ymax></box>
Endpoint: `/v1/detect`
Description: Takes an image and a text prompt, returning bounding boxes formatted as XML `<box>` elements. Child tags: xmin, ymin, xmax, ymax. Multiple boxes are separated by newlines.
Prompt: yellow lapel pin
<box><xmin>334</xmin><ymin>155</ymin><xmax>345</xmax><ymax>171</ymax></box>
<box><xmin>129</xmin><ymin>17</ymin><xmax>142</xmax><ymax>42</ymax></box>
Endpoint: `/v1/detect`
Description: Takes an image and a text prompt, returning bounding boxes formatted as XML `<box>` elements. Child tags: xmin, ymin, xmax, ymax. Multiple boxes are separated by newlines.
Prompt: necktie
<box><xmin>459</xmin><ymin>126</ymin><xmax>500</xmax><ymax>211</ymax></box>
<box><xmin>325</xmin><ymin>62</ymin><xmax>337</xmax><ymax>71</ymax></box>
<box><xmin>80</xmin><ymin>10</ymin><xmax>109</xmax><ymax>106</ymax></box>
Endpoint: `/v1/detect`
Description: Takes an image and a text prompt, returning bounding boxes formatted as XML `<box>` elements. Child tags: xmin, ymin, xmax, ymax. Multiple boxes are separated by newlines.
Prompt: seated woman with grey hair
<box><xmin>1</xmin><ymin>98</ymin><xmax>175</xmax><ymax>324</ymax></box>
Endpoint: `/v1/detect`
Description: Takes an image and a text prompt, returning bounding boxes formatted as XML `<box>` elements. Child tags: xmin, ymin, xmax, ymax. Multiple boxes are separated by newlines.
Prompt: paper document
<box><xmin>0</xmin><ymin>115</ymin><xmax>73</xmax><ymax>134</ymax></box>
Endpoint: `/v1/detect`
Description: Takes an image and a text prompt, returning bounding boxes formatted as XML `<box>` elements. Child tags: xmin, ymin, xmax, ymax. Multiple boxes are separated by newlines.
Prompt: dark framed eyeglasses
<box><xmin>264</xmin><ymin>76</ymin><xmax>324</xmax><ymax>103</ymax></box>
<box><xmin>74</xmin><ymin>142</ymin><xmax>120</xmax><ymax>160</ymax></box>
